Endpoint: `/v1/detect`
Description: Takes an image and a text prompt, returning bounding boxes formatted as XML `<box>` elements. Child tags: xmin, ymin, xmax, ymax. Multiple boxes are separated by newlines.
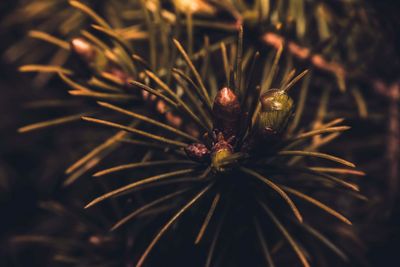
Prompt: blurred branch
<box><xmin>373</xmin><ymin>80</ymin><xmax>399</xmax><ymax>205</ymax></box>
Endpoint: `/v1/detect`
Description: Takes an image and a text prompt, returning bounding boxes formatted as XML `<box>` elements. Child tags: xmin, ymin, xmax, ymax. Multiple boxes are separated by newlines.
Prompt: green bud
<box><xmin>211</xmin><ymin>133</ymin><xmax>234</xmax><ymax>172</ymax></box>
<box><xmin>212</xmin><ymin>147</ymin><xmax>233</xmax><ymax>172</ymax></box>
<box><xmin>256</xmin><ymin>89</ymin><xmax>294</xmax><ymax>136</ymax></box>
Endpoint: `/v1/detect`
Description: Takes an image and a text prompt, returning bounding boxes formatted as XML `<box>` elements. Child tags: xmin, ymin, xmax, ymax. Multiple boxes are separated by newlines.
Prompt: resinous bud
<box><xmin>256</xmin><ymin>89</ymin><xmax>294</xmax><ymax>136</ymax></box>
<box><xmin>70</xmin><ymin>38</ymin><xmax>96</xmax><ymax>62</ymax></box>
<box><xmin>185</xmin><ymin>143</ymin><xmax>210</xmax><ymax>162</ymax></box>
<box><xmin>173</xmin><ymin>0</ymin><xmax>216</xmax><ymax>15</ymax></box>
<box><xmin>70</xmin><ymin>38</ymin><xmax>107</xmax><ymax>72</ymax></box>
<box><xmin>212</xmin><ymin>87</ymin><xmax>241</xmax><ymax>137</ymax></box>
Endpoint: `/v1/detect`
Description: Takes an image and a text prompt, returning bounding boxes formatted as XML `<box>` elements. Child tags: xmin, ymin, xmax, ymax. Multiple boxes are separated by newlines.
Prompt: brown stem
<box><xmin>262</xmin><ymin>32</ymin><xmax>346</xmax><ymax>84</ymax></box>
<box><xmin>373</xmin><ymin>81</ymin><xmax>399</xmax><ymax>204</ymax></box>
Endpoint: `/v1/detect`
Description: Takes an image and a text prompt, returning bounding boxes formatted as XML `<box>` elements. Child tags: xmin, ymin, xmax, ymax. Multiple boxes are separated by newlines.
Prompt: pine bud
<box><xmin>185</xmin><ymin>143</ymin><xmax>210</xmax><ymax>162</ymax></box>
<box><xmin>173</xmin><ymin>0</ymin><xmax>216</xmax><ymax>15</ymax></box>
<box><xmin>108</xmin><ymin>68</ymin><xmax>131</xmax><ymax>85</ymax></box>
<box><xmin>211</xmin><ymin>133</ymin><xmax>234</xmax><ymax>172</ymax></box>
<box><xmin>256</xmin><ymin>89</ymin><xmax>294</xmax><ymax>136</ymax></box>
<box><xmin>70</xmin><ymin>38</ymin><xmax>96</xmax><ymax>62</ymax></box>
<box><xmin>70</xmin><ymin>38</ymin><xmax>107</xmax><ymax>73</ymax></box>
<box><xmin>212</xmin><ymin>87</ymin><xmax>241</xmax><ymax>137</ymax></box>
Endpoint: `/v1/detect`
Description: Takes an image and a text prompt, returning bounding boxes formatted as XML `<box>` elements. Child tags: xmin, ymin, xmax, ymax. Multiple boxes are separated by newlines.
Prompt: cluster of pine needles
<box><xmin>3</xmin><ymin>0</ymin><xmax>386</xmax><ymax>266</ymax></box>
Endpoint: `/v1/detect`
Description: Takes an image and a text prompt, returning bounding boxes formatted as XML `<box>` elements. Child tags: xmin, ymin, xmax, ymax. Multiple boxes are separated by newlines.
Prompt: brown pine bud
<box><xmin>212</xmin><ymin>87</ymin><xmax>241</xmax><ymax>137</ymax></box>
<box><xmin>108</xmin><ymin>68</ymin><xmax>131</xmax><ymax>85</ymax></box>
<box><xmin>173</xmin><ymin>0</ymin><xmax>216</xmax><ymax>15</ymax></box>
<box><xmin>70</xmin><ymin>38</ymin><xmax>96</xmax><ymax>62</ymax></box>
<box><xmin>185</xmin><ymin>143</ymin><xmax>210</xmax><ymax>162</ymax></box>
<box><xmin>165</xmin><ymin>111</ymin><xmax>183</xmax><ymax>128</ymax></box>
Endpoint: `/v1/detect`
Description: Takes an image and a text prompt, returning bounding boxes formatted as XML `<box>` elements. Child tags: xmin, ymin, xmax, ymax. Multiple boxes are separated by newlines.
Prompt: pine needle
<box><xmin>242</xmin><ymin>51</ymin><xmax>260</xmax><ymax>107</ymax></box>
<box><xmin>69</xmin><ymin>91</ymin><xmax>136</xmax><ymax>101</ymax></box>
<box><xmin>91</xmin><ymin>24</ymin><xmax>130</xmax><ymax>50</ymax></box>
<box><xmin>19</xmin><ymin>65</ymin><xmax>72</xmax><ymax>75</ymax></box>
<box><xmin>288</xmin><ymin>72</ymin><xmax>311</xmax><ymax>133</ymax></box>
<box><xmin>220</xmin><ymin>42</ymin><xmax>230</xmax><ymax>87</ymax></box>
<box><xmin>93</xmin><ymin>160</ymin><xmax>195</xmax><ymax>177</ymax></box>
<box><xmin>18</xmin><ymin>114</ymin><xmax>85</xmax><ymax>133</ymax></box>
<box><xmin>252</xmin><ymin>45</ymin><xmax>283</xmax><ymax>124</ymax></box>
<box><xmin>205</xmin><ymin>205</ymin><xmax>225</xmax><ymax>267</ymax></box>
<box><xmin>59</xmin><ymin>73</ymin><xmax>90</xmax><ymax>92</ymax></box>
<box><xmin>82</xmin><ymin>117</ymin><xmax>188</xmax><ymax>147</ymax></box>
<box><xmin>136</xmin><ymin>183</ymin><xmax>213</xmax><ymax>267</ymax></box>
<box><xmin>321</xmin><ymin>118</ymin><xmax>345</xmax><ymax>128</ymax></box>
<box><xmin>311</xmin><ymin>171</ymin><xmax>360</xmax><ymax>191</ymax></box>
<box><xmin>173</xmin><ymin>72</ymin><xmax>213</xmax><ymax>127</ymax></box>
<box><xmin>111</xmin><ymin>187</ymin><xmax>192</xmax><ymax>231</ymax></box>
<box><xmin>29</xmin><ymin>30</ymin><xmax>70</xmax><ymax>50</ymax></box>
<box><xmin>254</xmin><ymin>218</ymin><xmax>276</xmax><ymax>267</ymax></box>
<box><xmin>240</xmin><ymin>167</ymin><xmax>303</xmax><ymax>222</ymax></box>
<box><xmin>283</xmin><ymin>69</ymin><xmax>309</xmax><ymax>92</ymax></box>
<box><xmin>88</xmin><ymin>77</ymin><xmax>122</xmax><ymax>92</ymax></box>
<box><xmin>173</xmin><ymin>39</ymin><xmax>212</xmax><ymax>107</ymax></box>
<box><xmin>65</xmin><ymin>130</ymin><xmax>129</xmax><ymax>175</ymax></box>
<box><xmin>293</xmin><ymin>126</ymin><xmax>350</xmax><ymax>140</ymax></box>
<box><xmin>281</xmin><ymin>166</ymin><xmax>360</xmax><ymax>191</ymax></box>
<box><xmin>69</xmin><ymin>0</ymin><xmax>111</xmax><ymax>29</ymax></box>
<box><xmin>278</xmin><ymin>150</ymin><xmax>356</xmax><ymax>168</ymax></box>
<box><xmin>145</xmin><ymin>70</ymin><xmax>210</xmax><ymax>131</ymax></box>
<box><xmin>120</xmin><ymin>138</ymin><xmax>177</xmax><ymax>151</ymax></box>
<box><xmin>296</xmin><ymin>221</ymin><xmax>349</xmax><ymax>262</ymax></box>
<box><xmin>259</xmin><ymin>202</ymin><xmax>310</xmax><ymax>267</ymax></box>
<box><xmin>351</xmin><ymin>87</ymin><xmax>368</xmax><ymax>118</ymax></box>
<box><xmin>195</xmin><ymin>193</ymin><xmax>220</xmax><ymax>244</ymax></box>
<box><xmin>85</xmin><ymin>169</ymin><xmax>196</xmax><ymax>209</ymax></box>
<box><xmin>128</xmin><ymin>80</ymin><xmax>178</xmax><ymax>107</ymax></box>
<box><xmin>308</xmin><ymin>167</ymin><xmax>365</xmax><ymax>176</ymax></box>
<box><xmin>81</xmin><ymin>30</ymin><xmax>110</xmax><ymax>53</ymax></box>
<box><xmin>97</xmin><ymin>101</ymin><xmax>199</xmax><ymax>142</ymax></box>
<box><xmin>235</xmin><ymin>26</ymin><xmax>244</xmax><ymax>94</ymax></box>
<box><xmin>172</xmin><ymin>68</ymin><xmax>213</xmax><ymax>115</ymax></box>
<box><xmin>282</xmin><ymin>186</ymin><xmax>352</xmax><ymax>225</ymax></box>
